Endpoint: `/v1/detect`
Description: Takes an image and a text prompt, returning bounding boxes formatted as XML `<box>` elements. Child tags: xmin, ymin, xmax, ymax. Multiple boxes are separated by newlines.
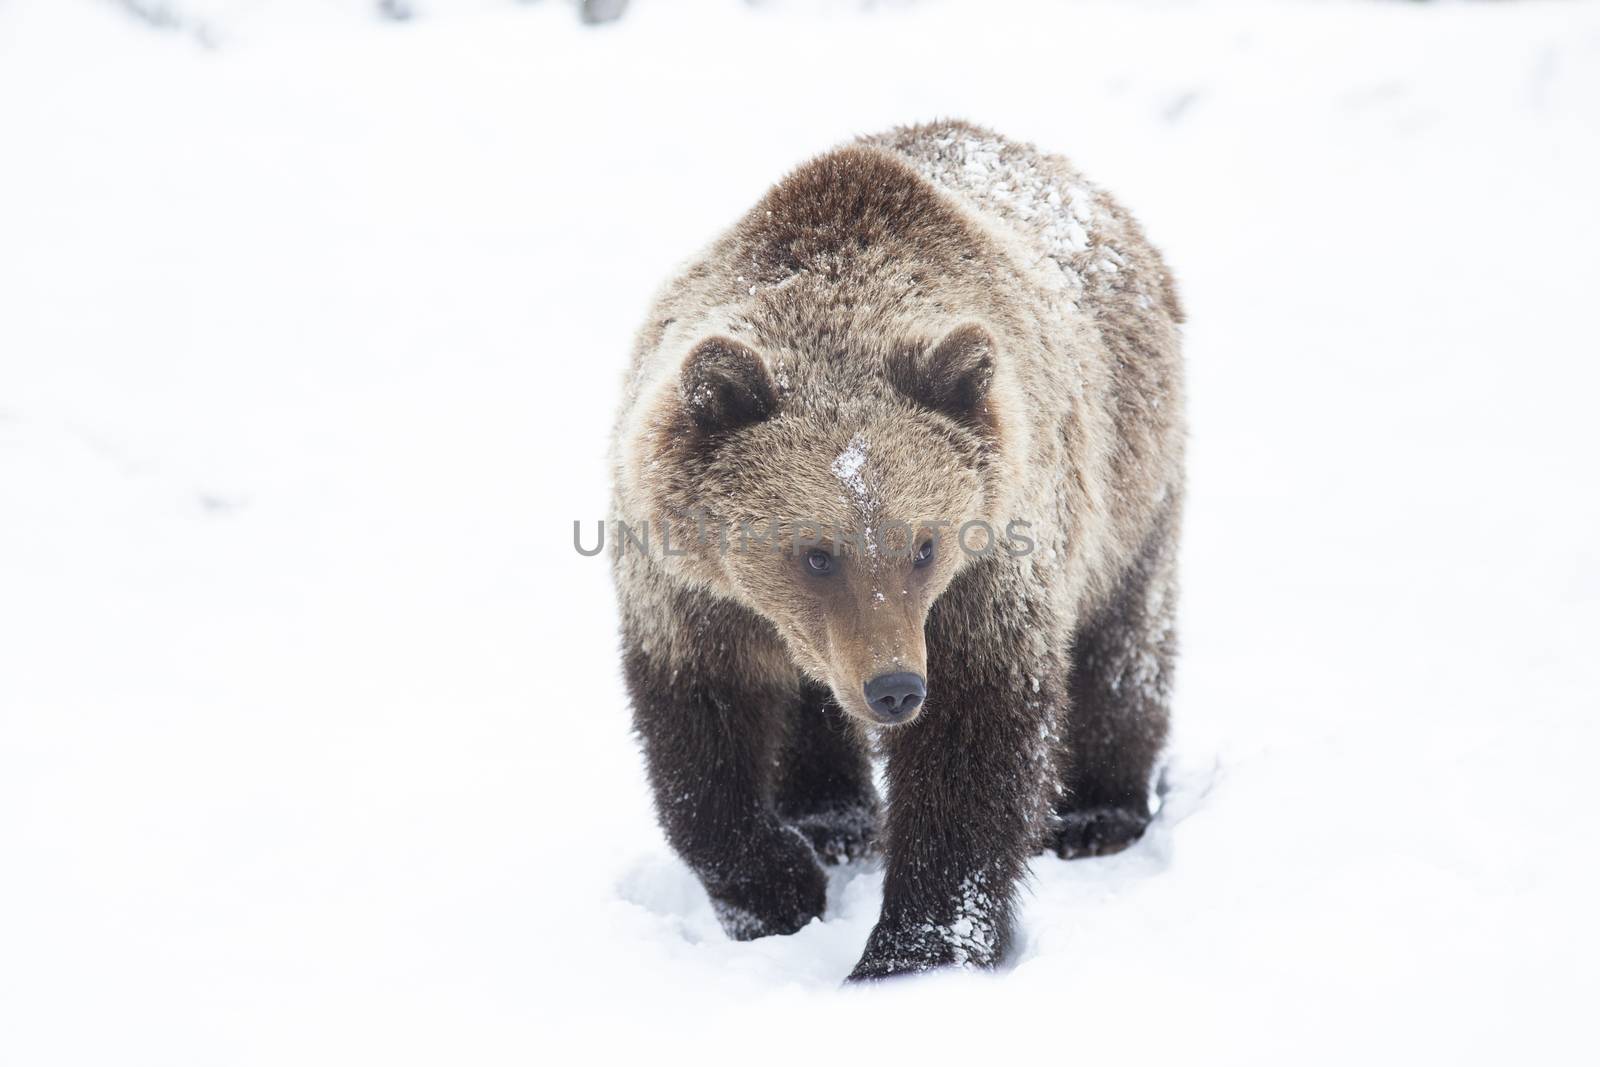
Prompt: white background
<box><xmin>2</xmin><ymin>1</ymin><xmax>1596</xmax><ymax>1062</ymax></box>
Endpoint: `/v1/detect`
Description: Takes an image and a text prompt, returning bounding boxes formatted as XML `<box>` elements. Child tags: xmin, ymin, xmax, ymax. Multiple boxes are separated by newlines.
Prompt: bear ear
<box><xmin>888</xmin><ymin>322</ymin><xmax>996</xmax><ymax>423</ymax></box>
<box><xmin>679</xmin><ymin>335</ymin><xmax>779</xmax><ymax>434</ymax></box>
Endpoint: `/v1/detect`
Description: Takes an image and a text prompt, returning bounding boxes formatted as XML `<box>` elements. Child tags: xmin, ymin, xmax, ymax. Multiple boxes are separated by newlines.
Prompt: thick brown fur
<box><xmin>609</xmin><ymin>121</ymin><xmax>1185</xmax><ymax>979</ymax></box>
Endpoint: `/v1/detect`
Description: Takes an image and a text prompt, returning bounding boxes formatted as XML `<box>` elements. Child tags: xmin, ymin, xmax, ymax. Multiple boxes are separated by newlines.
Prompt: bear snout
<box><xmin>863</xmin><ymin>671</ymin><xmax>927</xmax><ymax>724</ymax></box>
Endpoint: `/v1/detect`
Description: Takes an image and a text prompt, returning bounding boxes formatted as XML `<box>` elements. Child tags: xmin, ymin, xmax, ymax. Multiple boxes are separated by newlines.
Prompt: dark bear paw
<box><xmin>706</xmin><ymin>825</ymin><xmax>827</xmax><ymax>940</ymax></box>
<box><xmin>845</xmin><ymin>915</ymin><xmax>1004</xmax><ymax>982</ymax></box>
<box><xmin>846</xmin><ymin>943</ymin><xmax>954</xmax><ymax>983</ymax></box>
<box><xmin>1049</xmin><ymin>805</ymin><xmax>1151</xmax><ymax>859</ymax></box>
<box><xmin>787</xmin><ymin>804</ymin><xmax>879</xmax><ymax>866</ymax></box>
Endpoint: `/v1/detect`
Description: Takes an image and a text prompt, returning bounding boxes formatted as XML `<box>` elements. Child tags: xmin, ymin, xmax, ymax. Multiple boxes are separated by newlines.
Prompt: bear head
<box><xmin>632</xmin><ymin>320</ymin><xmax>1011</xmax><ymax>727</ymax></box>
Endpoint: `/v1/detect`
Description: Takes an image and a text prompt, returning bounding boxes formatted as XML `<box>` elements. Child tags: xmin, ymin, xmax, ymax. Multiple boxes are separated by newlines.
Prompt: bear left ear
<box><xmin>888</xmin><ymin>322</ymin><xmax>996</xmax><ymax>423</ymax></box>
<box><xmin>680</xmin><ymin>335</ymin><xmax>779</xmax><ymax>434</ymax></box>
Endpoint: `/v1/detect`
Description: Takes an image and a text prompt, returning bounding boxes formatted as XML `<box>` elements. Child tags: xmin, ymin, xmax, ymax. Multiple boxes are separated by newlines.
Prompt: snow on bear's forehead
<box><xmin>829</xmin><ymin>432</ymin><xmax>873</xmax><ymax>509</ymax></box>
<box><xmin>704</xmin><ymin>401</ymin><xmax>985</xmax><ymax>543</ymax></box>
<box><xmin>808</xmin><ymin>425</ymin><xmax>983</xmax><ymax>550</ymax></box>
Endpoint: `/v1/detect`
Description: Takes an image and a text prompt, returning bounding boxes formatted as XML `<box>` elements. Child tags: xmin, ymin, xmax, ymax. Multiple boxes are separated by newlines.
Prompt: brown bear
<box><xmin>608</xmin><ymin>120</ymin><xmax>1184</xmax><ymax>980</ymax></box>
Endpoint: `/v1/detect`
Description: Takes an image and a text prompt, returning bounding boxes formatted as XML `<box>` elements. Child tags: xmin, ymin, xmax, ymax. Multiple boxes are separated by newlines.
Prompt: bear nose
<box><xmin>863</xmin><ymin>672</ymin><xmax>927</xmax><ymax>722</ymax></box>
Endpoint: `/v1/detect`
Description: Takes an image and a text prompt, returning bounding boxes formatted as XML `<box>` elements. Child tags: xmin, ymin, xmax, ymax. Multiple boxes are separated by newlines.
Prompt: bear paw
<box><xmin>787</xmin><ymin>805</ymin><xmax>879</xmax><ymax>866</ymax></box>
<box><xmin>706</xmin><ymin>826</ymin><xmax>827</xmax><ymax>940</ymax></box>
<box><xmin>1049</xmin><ymin>805</ymin><xmax>1151</xmax><ymax>859</ymax></box>
<box><xmin>845</xmin><ymin>917</ymin><xmax>998</xmax><ymax>982</ymax></box>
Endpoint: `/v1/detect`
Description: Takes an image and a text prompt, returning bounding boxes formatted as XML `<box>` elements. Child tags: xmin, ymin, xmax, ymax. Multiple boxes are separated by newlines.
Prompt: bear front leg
<box><xmin>775</xmin><ymin>684</ymin><xmax>880</xmax><ymax>865</ymax></box>
<box><xmin>622</xmin><ymin>636</ymin><xmax>826</xmax><ymax>941</ymax></box>
<box><xmin>848</xmin><ymin>571</ymin><xmax>1065</xmax><ymax>981</ymax></box>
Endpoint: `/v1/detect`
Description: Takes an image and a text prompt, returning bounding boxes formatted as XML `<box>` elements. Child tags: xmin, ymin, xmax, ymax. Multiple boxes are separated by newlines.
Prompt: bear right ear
<box><xmin>679</xmin><ymin>336</ymin><xmax>778</xmax><ymax>434</ymax></box>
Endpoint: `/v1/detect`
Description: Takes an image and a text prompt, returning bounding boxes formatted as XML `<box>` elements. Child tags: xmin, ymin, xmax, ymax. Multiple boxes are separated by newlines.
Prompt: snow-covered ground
<box><xmin>2</xmin><ymin>1</ymin><xmax>1597</xmax><ymax>1062</ymax></box>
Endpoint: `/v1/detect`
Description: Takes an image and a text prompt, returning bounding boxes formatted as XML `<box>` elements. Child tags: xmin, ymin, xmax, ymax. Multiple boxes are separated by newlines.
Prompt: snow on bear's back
<box><xmin>865</xmin><ymin>121</ymin><xmax>1160</xmax><ymax>319</ymax></box>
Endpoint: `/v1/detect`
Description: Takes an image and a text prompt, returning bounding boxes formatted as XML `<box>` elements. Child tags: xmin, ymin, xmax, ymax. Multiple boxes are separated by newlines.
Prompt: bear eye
<box><xmin>805</xmin><ymin>548</ymin><xmax>836</xmax><ymax>576</ymax></box>
<box><xmin>913</xmin><ymin>539</ymin><xmax>935</xmax><ymax>568</ymax></box>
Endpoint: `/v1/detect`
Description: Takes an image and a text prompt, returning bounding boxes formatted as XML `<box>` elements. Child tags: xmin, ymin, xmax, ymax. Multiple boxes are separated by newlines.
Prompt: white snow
<box><xmin>898</xmin><ymin>130</ymin><xmax>1102</xmax><ymax>299</ymax></box>
<box><xmin>831</xmin><ymin>431</ymin><xmax>877</xmax><ymax>552</ymax></box>
<box><xmin>830</xmin><ymin>432</ymin><xmax>871</xmax><ymax>500</ymax></box>
<box><xmin>2</xmin><ymin>1</ymin><xmax>1598</xmax><ymax>1064</ymax></box>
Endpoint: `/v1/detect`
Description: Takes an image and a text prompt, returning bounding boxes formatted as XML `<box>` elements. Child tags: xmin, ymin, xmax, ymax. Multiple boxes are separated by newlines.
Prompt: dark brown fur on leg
<box><xmin>1050</xmin><ymin>499</ymin><xmax>1180</xmax><ymax>859</ymax></box>
<box><xmin>775</xmin><ymin>685</ymin><xmax>880</xmax><ymax>864</ymax></box>
<box><xmin>622</xmin><ymin>603</ymin><xmax>826</xmax><ymax>940</ymax></box>
<box><xmin>849</xmin><ymin>563</ymin><xmax>1064</xmax><ymax>980</ymax></box>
